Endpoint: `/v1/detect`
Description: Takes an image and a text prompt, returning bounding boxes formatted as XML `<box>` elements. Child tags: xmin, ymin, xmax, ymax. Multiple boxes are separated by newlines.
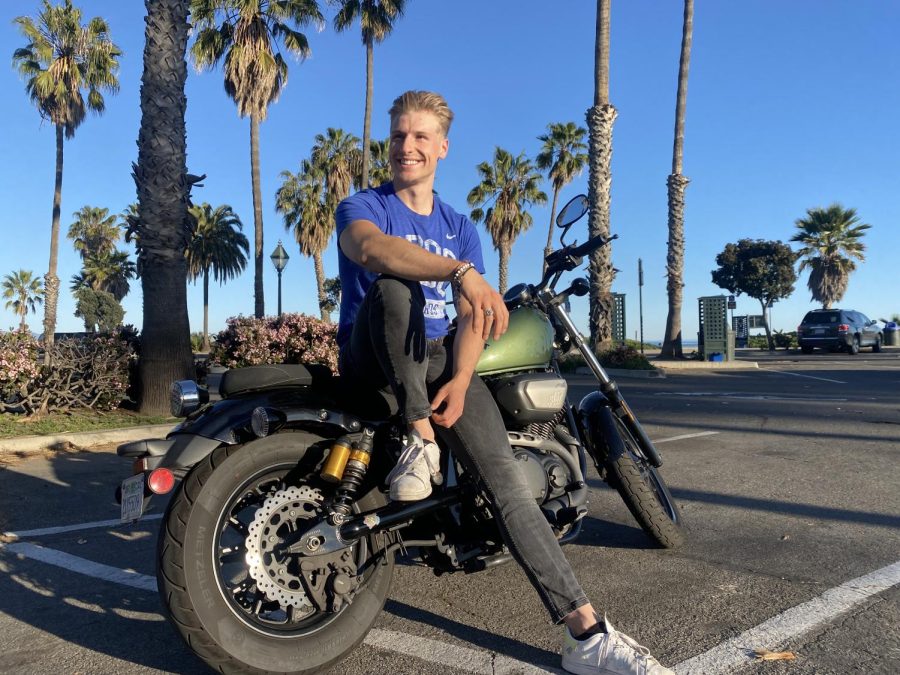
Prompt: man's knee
<box><xmin>372</xmin><ymin>275</ymin><xmax>424</xmax><ymax>308</ymax></box>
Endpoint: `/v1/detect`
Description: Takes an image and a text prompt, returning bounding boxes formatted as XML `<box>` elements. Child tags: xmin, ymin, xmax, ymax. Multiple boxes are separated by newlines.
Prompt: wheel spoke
<box><xmin>219</xmin><ymin>545</ymin><xmax>247</xmax><ymax>564</ymax></box>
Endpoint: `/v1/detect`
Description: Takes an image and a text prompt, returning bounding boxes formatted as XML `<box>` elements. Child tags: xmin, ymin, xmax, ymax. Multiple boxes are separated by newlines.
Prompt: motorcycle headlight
<box><xmin>170</xmin><ymin>380</ymin><xmax>208</xmax><ymax>417</ymax></box>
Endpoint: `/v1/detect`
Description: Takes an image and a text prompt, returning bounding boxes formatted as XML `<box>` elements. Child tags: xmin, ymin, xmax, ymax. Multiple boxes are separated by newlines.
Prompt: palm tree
<box><xmin>535</xmin><ymin>122</ymin><xmax>588</xmax><ymax>271</ymax></box>
<box><xmin>275</xmin><ymin>161</ymin><xmax>333</xmax><ymax>320</ymax></box>
<box><xmin>132</xmin><ymin>0</ymin><xmax>194</xmax><ymax>415</ymax></box>
<box><xmin>467</xmin><ymin>148</ymin><xmax>547</xmax><ymax>294</ymax></box>
<box><xmin>368</xmin><ymin>137</ymin><xmax>392</xmax><ymax>186</ymax></box>
<box><xmin>71</xmin><ymin>250</ymin><xmax>136</xmax><ymax>301</ymax></box>
<box><xmin>791</xmin><ymin>204</ymin><xmax>871</xmax><ymax>309</ymax></box>
<box><xmin>660</xmin><ymin>0</ymin><xmax>694</xmax><ymax>359</ymax></box>
<box><xmin>13</xmin><ymin>0</ymin><xmax>121</xmax><ymax>361</ymax></box>
<box><xmin>67</xmin><ymin>205</ymin><xmax>121</xmax><ymax>258</ymax></box>
<box><xmin>186</xmin><ymin>203</ymin><xmax>249</xmax><ymax>351</ymax></box>
<box><xmin>190</xmin><ymin>0</ymin><xmax>325</xmax><ymax>319</ymax></box>
<box><xmin>311</xmin><ymin>127</ymin><xmax>362</xmax><ymax>208</ymax></box>
<box><xmin>2</xmin><ymin>270</ymin><xmax>44</xmax><ymax>332</ymax></box>
<box><xmin>585</xmin><ymin>0</ymin><xmax>617</xmax><ymax>350</ymax></box>
<box><xmin>332</xmin><ymin>0</ymin><xmax>406</xmax><ymax>188</ymax></box>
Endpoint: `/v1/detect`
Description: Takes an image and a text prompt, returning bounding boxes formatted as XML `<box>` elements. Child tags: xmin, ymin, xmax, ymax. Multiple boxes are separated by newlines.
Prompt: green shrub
<box><xmin>556</xmin><ymin>343</ymin><xmax>656</xmax><ymax>372</ymax></box>
<box><xmin>211</xmin><ymin>313</ymin><xmax>338</xmax><ymax>372</ymax></box>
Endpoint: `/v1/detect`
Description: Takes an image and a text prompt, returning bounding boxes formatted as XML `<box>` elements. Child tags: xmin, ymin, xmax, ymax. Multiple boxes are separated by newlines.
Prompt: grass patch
<box><xmin>0</xmin><ymin>410</ymin><xmax>175</xmax><ymax>439</ymax></box>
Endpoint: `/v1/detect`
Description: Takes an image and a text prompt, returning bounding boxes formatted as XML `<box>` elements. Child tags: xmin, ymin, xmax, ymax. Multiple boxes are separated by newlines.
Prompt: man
<box><xmin>335</xmin><ymin>90</ymin><xmax>673</xmax><ymax>675</ymax></box>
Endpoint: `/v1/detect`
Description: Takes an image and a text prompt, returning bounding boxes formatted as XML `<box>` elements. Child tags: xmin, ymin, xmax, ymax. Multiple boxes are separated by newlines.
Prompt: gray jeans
<box><xmin>338</xmin><ymin>276</ymin><xmax>589</xmax><ymax>623</ymax></box>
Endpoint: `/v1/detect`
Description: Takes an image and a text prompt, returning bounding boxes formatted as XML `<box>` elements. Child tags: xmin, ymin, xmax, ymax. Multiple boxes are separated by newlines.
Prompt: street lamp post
<box><xmin>270</xmin><ymin>241</ymin><xmax>289</xmax><ymax>317</ymax></box>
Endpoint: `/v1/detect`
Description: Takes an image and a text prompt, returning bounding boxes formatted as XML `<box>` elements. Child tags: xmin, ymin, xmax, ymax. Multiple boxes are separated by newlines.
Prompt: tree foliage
<box><xmin>711</xmin><ymin>238</ymin><xmax>798</xmax><ymax>350</ymax></box>
<box><xmin>2</xmin><ymin>270</ymin><xmax>44</xmax><ymax>332</ymax></box>
<box><xmin>468</xmin><ymin>147</ymin><xmax>547</xmax><ymax>293</ymax></box>
<box><xmin>791</xmin><ymin>203</ymin><xmax>870</xmax><ymax>309</ymax></box>
<box><xmin>74</xmin><ymin>286</ymin><xmax>124</xmax><ymax>332</ymax></box>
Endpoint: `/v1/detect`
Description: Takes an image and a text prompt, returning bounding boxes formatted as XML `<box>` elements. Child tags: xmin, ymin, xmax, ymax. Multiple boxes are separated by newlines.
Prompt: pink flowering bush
<box><xmin>0</xmin><ymin>330</ymin><xmax>41</xmax><ymax>402</ymax></box>
<box><xmin>211</xmin><ymin>313</ymin><xmax>339</xmax><ymax>373</ymax></box>
<box><xmin>0</xmin><ymin>328</ymin><xmax>136</xmax><ymax>415</ymax></box>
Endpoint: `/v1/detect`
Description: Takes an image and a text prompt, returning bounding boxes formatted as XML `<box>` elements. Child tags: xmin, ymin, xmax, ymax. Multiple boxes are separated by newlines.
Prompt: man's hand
<box><xmin>430</xmin><ymin>376</ymin><xmax>469</xmax><ymax>428</ymax></box>
<box><xmin>458</xmin><ymin>269</ymin><xmax>509</xmax><ymax>341</ymax></box>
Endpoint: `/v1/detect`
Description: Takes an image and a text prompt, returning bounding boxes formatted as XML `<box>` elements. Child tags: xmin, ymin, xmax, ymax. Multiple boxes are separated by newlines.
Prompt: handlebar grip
<box><xmin>571</xmin><ymin>233</ymin><xmax>615</xmax><ymax>258</ymax></box>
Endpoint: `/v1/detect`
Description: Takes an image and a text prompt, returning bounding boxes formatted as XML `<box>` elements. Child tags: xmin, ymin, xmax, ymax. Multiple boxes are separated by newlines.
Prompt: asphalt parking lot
<box><xmin>1</xmin><ymin>350</ymin><xmax>898</xmax><ymax>674</ymax></box>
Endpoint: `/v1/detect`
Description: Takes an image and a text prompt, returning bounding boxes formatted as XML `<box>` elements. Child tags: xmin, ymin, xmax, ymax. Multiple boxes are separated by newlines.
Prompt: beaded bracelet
<box><xmin>451</xmin><ymin>261</ymin><xmax>475</xmax><ymax>294</ymax></box>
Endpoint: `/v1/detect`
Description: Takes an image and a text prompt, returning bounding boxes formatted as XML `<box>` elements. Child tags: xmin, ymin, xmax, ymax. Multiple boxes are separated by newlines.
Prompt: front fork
<box><xmin>551</xmin><ymin>302</ymin><xmax>663</xmax><ymax>468</ymax></box>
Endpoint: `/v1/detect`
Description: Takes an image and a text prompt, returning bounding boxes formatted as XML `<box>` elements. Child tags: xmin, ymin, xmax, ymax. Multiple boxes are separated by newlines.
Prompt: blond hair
<box><xmin>388</xmin><ymin>90</ymin><xmax>454</xmax><ymax>136</ymax></box>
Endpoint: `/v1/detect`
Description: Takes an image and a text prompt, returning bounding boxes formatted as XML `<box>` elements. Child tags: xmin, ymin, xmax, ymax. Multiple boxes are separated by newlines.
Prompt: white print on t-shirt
<box><xmin>404</xmin><ymin>233</ymin><xmax>458</xmax><ymax>300</ymax></box>
<box><xmin>424</xmin><ymin>299</ymin><xmax>446</xmax><ymax>318</ymax></box>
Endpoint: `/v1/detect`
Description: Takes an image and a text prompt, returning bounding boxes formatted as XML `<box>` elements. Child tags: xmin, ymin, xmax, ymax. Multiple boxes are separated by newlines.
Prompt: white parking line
<box><xmin>674</xmin><ymin>559</ymin><xmax>900</xmax><ymax>674</ymax></box>
<box><xmin>2</xmin><ymin>514</ymin><xmax>162</xmax><ymax>540</ymax></box>
<box><xmin>759</xmin><ymin>368</ymin><xmax>847</xmax><ymax>384</ymax></box>
<box><xmin>654</xmin><ymin>431</ymin><xmax>719</xmax><ymax>444</ymax></box>
<box><xmin>1</xmin><ymin>541</ymin><xmax>156</xmax><ymax>592</ymax></box>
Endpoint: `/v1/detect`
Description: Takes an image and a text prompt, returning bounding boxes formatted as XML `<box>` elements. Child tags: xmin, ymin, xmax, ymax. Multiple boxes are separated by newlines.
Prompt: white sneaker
<box><xmin>386</xmin><ymin>431</ymin><xmax>443</xmax><ymax>501</ymax></box>
<box><xmin>562</xmin><ymin>617</ymin><xmax>673</xmax><ymax>675</ymax></box>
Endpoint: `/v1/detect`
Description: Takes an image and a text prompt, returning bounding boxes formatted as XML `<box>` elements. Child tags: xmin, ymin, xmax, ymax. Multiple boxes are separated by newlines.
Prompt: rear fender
<box><xmin>160</xmin><ymin>390</ymin><xmax>366</xmax><ymax>470</ymax></box>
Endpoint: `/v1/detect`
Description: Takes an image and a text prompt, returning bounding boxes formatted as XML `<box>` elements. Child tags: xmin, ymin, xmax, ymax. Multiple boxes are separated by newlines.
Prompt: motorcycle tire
<box><xmin>600</xmin><ymin>412</ymin><xmax>685</xmax><ymax>548</ymax></box>
<box><xmin>157</xmin><ymin>430</ymin><xmax>394</xmax><ymax>674</ymax></box>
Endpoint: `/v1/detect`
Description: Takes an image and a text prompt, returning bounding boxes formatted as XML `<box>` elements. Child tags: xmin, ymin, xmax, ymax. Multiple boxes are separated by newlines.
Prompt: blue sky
<box><xmin>2</xmin><ymin>1</ymin><xmax>899</xmax><ymax>343</ymax></box>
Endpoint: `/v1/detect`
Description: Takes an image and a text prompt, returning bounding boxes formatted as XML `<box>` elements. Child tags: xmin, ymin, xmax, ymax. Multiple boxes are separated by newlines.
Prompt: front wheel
<box><xmin>600</xmin><ymin>413</ymin><xmax>685</xmax><ymax>548</ymax></box>
<box><xmin>157</xmin><ymin>431</ymin><xmax>394</xmax><ymax>674</ymax></box>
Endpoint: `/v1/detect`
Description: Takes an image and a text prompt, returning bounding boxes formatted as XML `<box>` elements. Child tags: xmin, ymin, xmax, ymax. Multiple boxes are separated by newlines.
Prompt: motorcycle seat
<box><xmin>218</xmin><ymin>363</ymin><xmax>399</xmax><ymax>421</ymax></box>
<box><xmin>219</xmin><ymin>363</ymin><xmax>332</xmax><ymax>397</ymax></box>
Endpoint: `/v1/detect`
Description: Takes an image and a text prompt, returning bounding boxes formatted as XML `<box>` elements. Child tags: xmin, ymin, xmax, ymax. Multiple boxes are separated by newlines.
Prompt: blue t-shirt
<box><xmin>335</xmin><ymin>183</ymin><xmax>485</xmax><ymax>349</ymax></box>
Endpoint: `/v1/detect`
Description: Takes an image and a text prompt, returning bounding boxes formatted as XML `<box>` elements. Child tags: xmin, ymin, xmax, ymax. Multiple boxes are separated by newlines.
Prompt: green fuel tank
<box><xmin>475</xmin><ymin>307</ymin><xmax>554</xmax><ymax>376</ymax></box>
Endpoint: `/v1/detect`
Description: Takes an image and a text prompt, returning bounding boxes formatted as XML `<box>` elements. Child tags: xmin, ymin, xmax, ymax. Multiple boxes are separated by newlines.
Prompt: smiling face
<box><xmin>389</xmin><ymin>110</ymin><xmax>449</xmax><ymax>191</ymax></box>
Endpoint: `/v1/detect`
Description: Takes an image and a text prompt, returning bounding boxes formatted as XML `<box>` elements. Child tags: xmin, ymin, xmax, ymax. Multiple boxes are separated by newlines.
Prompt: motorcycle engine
<box><xmin>509</xmin><ymin>431</ymin><xmax>577</xmax><ymax>505</ymax></box>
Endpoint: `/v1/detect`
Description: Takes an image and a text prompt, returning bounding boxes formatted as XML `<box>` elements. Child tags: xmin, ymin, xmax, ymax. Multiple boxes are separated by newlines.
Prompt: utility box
<box><xmin>611</xmin><ymin>293</ymin><xmax>626</xmax><ymax>344</ymax></box>
<box><xmin>698</xmin><ymin>295</ymin><xmax>734</xmax><ymax>360</ymax></box>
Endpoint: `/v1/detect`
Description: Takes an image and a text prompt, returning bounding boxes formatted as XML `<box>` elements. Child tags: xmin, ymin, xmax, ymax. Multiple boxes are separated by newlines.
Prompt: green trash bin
<box><xmin>884</xmin><ymin>325</ymin><xmax>900</xmax><ymax>346</ymax></box>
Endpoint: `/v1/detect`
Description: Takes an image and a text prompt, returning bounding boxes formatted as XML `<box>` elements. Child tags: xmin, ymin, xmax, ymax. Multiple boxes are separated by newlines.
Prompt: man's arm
<box><xmin>430</xmin><ymin>295</ymin><xmax>486</xmax><ymax>428</ymax></box>
<box><xmin>340</xmin><ymin>219</ymin><xmax>509</xmax><ymax>340</ymax></box>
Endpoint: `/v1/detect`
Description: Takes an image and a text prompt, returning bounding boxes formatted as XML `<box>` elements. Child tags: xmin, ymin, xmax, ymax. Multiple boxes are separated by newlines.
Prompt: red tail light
<box><xmin>837</xmin><ymin>324</ymin><xmax>850</xmax><ymax>333</ymax></box>
<box><xmin>147</xmin><ymin>468</ymin><xmax>175</xmax><ymax>495</ymax></box>
<box><xmin>797</xmin><ymin>325</ymin><xmax>803</xmax><ymax>334</ymax></box>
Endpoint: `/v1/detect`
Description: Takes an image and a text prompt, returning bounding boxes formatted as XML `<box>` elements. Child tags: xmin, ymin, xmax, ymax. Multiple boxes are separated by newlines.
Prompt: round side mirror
<box><xmin>556</xmin><ymin>194</ymin><xmax>589</xmax><ymax>228</ymax></box>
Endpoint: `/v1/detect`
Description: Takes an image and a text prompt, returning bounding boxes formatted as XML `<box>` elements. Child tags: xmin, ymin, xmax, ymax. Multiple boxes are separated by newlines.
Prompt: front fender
<box><xmin>575</xmin><ymin>391</ymin><xmax>623</xmax><ymax>468</ymax></box>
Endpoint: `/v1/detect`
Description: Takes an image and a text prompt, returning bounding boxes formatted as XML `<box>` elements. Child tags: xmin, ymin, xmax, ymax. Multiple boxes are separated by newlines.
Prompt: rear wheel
<box><xmin>873</xmin><ymin>336</ymin><xmax>882</xmax><ymax>353</ymax></box>
<box><xmin>157</xmin><ymin>431</ymin><xmax>393</xmax><ymax>674</ymax></box>
<box><xmin>800</xmin><ymin>345</ymin><xmax>813</xmax><ymax>354</ymax></box>
<box><xmin>849</xmin><ymin>336</ymin><xmax>860</xmax><ymax>355</ymax></box>
<box><xmin>600</xmin><ymin>412</ymin><xmax>685</xmax><ymax>548</ymax></box>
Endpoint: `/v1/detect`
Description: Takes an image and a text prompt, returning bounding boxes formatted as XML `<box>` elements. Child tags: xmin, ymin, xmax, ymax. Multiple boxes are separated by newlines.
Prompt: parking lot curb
<box><xmin>651</xmin><ymin>359</ymin><xmax>759</xmax><ymax>370</ymax></box>
<box><xmin>0</xmin><ymin>423</ymin><xmax>175</xmax><ymax>457</ymax></box>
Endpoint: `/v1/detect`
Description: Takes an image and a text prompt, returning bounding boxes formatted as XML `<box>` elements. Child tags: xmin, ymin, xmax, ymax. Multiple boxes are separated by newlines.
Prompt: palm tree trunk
<box><xmin>543</xmin><ymin>185</ymin><xmax>561</xmax><ymax>272</ymax></box>
<box><xmin>313</xmin><ymin>252</ymin><xmax>328</xmax><ymax>321</ymax></box>
<box><xmin>202</xmin><ymin>267</ymin><xmax>210</xmax><ymax>352</ymax></box>
<box><xmin>42</xmin><ymin>123</ymin><xmax>64</xmax><ymax>365</ymax></box>
<box><xmin>251</xmin><ymin>112</ymin><xmax>265</xmax><ymax>318</ymax></box>
<box><xmin>134</xmin><ymin>0</ymin><xmax>194</xmax><ymax>415</ymax></box>
<box><xmin>661</xmin><ymin>0</ymin><xmax>693</xmax><ymax>360</ymax></box>
<box><xmin>361</xmin><ymin>36</ymin><xmax>373</xmax><ymax>189</ymax></box>
<box><xmin>587</xmin><ymin>0</ymin><xmax>617</xmax><ymax>352</ymax></box>
<box><xmin>498</xmin><ymin>242</ymin><xmax>510</xmax><ymax>294</ymax></box>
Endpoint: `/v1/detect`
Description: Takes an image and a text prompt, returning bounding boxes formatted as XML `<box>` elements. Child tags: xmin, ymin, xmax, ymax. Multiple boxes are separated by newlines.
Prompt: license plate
<box><xmin>120</xmin><ymin>473</ymin><xmax>145</xmax><ymax>522</ymax></box>
<box><xmin>814</xmin><ymin>328</ymin><xmax>824</xmax><ymax>335</ymax></box>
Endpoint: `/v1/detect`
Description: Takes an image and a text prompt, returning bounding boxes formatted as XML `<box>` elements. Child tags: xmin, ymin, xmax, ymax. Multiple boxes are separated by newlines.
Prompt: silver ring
<box><xmin>484</xmin><ymin>308</ymin><xmax>494</xmax><ymax>317</ymax></box>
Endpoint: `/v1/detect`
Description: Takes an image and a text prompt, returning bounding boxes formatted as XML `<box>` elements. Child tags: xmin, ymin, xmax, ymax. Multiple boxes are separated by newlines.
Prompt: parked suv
<box><xmin>797</xmin><ymin>309</ymin><xmax>882</xmax><ymax>354</ymax></box>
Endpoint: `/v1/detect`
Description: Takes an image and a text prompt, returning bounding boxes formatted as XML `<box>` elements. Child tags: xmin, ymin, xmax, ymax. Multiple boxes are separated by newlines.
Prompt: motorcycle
<box><xmin>116</xmin><ymin>193</ymin><xmax>684</xmax><ymax>674</ymax></box>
